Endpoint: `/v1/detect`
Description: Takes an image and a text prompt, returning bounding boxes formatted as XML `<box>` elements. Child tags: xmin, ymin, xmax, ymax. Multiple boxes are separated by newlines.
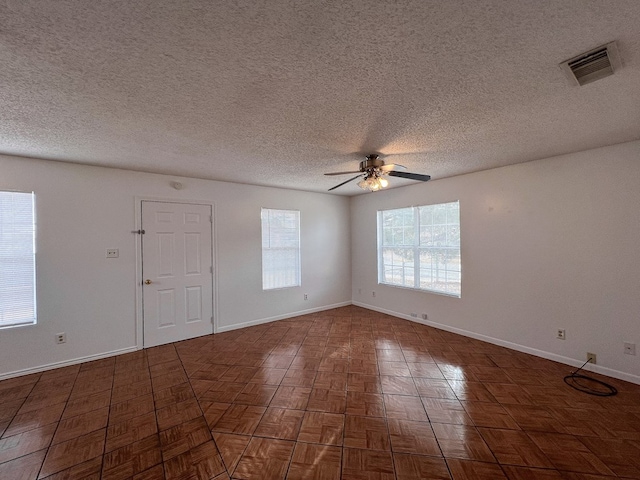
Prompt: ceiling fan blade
<box><xmin>324</xmin><ymin>170</ymin><xmax>362</xmax><ymax>176</ymax></box>
<box><xmin>387</xmin><ymin>171</ymin><xmax>431</xmax><ymax>182</ymax></box>
<box><xmin>328</xmin><ymin>174</ymin><xmax>363</xmax><ymax>191</ymax></box>
<box><xmin>379</xmin><ymin>163</ymin><xmax>407</xmax><ymax>172</ymax></box>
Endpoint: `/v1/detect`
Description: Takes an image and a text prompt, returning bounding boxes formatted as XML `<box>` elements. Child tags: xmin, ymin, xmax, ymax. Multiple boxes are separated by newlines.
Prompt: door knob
<box><xmin>144</xmin><ymin>279</ymin><xmax>152</xmax><ymax>285</ymax></box>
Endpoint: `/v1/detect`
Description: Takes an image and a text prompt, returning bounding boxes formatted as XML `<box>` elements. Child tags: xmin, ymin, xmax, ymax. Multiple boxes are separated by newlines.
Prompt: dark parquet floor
<box><xmin>1</xmin><ymin>306</ymin><xmax>639</xmax><ymax>479</ymax></box>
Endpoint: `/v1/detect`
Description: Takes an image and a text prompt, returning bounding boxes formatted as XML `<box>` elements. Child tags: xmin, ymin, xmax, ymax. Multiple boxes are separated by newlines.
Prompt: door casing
<box><xmin>134</xmin><ymin>196</ymin><xmax>217</xmax><ymax>349</ymax></box>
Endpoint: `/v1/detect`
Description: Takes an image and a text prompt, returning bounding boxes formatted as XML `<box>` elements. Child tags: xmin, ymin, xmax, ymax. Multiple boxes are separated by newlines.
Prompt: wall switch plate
<box><xmin>624</xmin><ymin>342</ymin><xmax>636</xmax><ymax>355</ymax></box>
<box><xmin>557</xmin><ymin>329</ymin><xmax>566</xmax><ymax>340</ymax></box>
<box><xmin>106</xmin><ymin>249</ymin><xmax>119</xmax><ymax>258</ymax></box>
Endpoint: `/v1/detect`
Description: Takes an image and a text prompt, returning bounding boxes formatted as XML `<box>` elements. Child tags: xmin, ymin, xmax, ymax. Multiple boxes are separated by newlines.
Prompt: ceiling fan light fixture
<box><xmin>358</xmin><ymin>173</ymin><xmax>388</xmax><ymax>192</ymax></box>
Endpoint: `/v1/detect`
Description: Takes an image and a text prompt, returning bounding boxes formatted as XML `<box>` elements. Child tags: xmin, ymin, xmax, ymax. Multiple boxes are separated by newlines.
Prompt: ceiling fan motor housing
<box><xmin>360</xmin><ymin>154</ymin><xmax>384</xmax><ymax>172</ymax></box>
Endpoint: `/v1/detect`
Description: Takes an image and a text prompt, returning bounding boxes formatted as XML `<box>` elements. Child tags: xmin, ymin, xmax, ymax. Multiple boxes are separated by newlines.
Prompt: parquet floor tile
<box><xmin>40</xmin><ymin>456</ymin><xmax>103</xmax><ymax>480</ymax></box>
<box><xmin>254</xmin><ymin>407</ymin><xmax>305</xmax><ymax>441</ymax></box>
<box><xmin>341</xmin><ymin>448</ymin><xmax>395</xmax><ymax>479</ymax></box>
<box><xmin>232</xmin><ymin>437</ymin><xmax>294</xmax><ymax>480</ymax></box>
<box><xmin>387</xmin><ymin>418</ymin><xmax>440</xmax><ymax>456</ymax></box>
<box><xmin>343</xmin><ymin>415</ymin><xmax>390</xmax><ymax>451</ymax></box>
<box><xmin>298</xmin><ymin>412</ymin><xmax>344</xmax><ymax>446</ymax></box>
<box><xmin>1</xmin><ymin>306</ymin><xmax>639</xmax><ymax>479</ymax></box>
<box><xmin>393</xmin><ymin>453</ymin><xmax>451</xmax><ymax>479</ymax></box>
<box><xmin>159</xmin><ymin>416</ymin><xmax>211</xmax><ymax>460</ymax></box>
<box><xmin>211</xmin><ymin>404</ymin><xmax>266</xmax><ymax>435</ymax></box>
<box><xmin>38</xmin><ymin>428</ymin><xmax>105</xmax><ymax>478</ymax></box>
<box><xmin>0</xmin><ymin>424</ymin><xmax>57</xmax><ymax>464</ymax></box>
<box><xmin>286</xmin><ymin>443</ymin><xmax>341</xmax><ymax>480</ymax></box>
<box><xmin>477</xmin><ymin>427</ymin><xmax>553</xmax><ymax>468</ymax></box>
<box><xmin>212</xmin><ymin>432</ymin><xmax>251</xmax><ymax>473</ymax></box>
<box><xmin>102</xmin><ymin>433</ymin><xmax>162</xmax><ymax>479</ymax></box>
<box><xmin>345</xmin><ymin>391</ymin><xmax>385</xmax><ymax>417</ymax></box>
<box><xmin>432</xmin><ymin>424</ymin><xmax>496</xmax><ymax>462</ymax></box>
<box><xmin>3</xmin><ymin>402</ymin><xmax>66</xmax><ymax>438</ymax></box>
<box><xmin>307</xmin><ymin>388</ymin><xmax>347</xmax><ymax>414</ymax></box>
<box><xmin>0</xmin><ymin>448</ymin><xmax>47</xmax><ymax>480</ymax></box>
<box><xmin>445</xmin><ymin>458</ymin><xmax>508</xmax><ymax>479</ymax></box>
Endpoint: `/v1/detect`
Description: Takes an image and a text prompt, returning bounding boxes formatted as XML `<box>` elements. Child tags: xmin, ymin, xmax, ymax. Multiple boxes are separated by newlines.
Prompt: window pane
<box><xmin>261</xmin><ymin>208</ymin><xmax>300</xmax><ymax>290</ymax></box>
<box><xmin>0</xmin><ymin>191</ymin><xmax>37</xmax><ymax>327</ymax></box>
<box><xmin>378</xmin><ymin>202</ymin><xmax>460</xmax><ymax>297</ymax></box>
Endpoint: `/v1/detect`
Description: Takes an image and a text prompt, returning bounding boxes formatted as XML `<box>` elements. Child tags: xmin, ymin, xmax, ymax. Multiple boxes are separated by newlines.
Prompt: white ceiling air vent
<box><xmin>560</xmin><ymin>41</ymin><xmax>622</xmax><ymax>86</ymax></box>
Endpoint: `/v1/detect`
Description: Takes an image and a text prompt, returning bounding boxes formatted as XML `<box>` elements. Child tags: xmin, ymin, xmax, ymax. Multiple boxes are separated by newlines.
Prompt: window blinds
<box><xmin>0</xmin><ymin>191</ymin><xmax>36</xmax><ymax>327</ymax></box>
<box><xmin>261</xmin><ymin>208</ymin><xmax>300</xmax><ymax>290</ymax></box>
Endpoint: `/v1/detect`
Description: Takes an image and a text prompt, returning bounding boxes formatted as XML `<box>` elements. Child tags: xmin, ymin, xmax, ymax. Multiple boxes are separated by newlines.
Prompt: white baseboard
<box><xmin>216</xmin><ymin>301</ymin><xmax>353</xmax><ymax>333</ymax></box>
<box><xmin>1</xmin><ymin>303</ymin><xmax>353</xmax><ymax>380</ymax></box>
<box><xmin>0</xmin><ymin>346</ymin><xmax>139</xmax><ymax>381</ymax></box>
<box><xmin>5</xmin><ymin>302</ymin><xmax>636</xmax><ymax>386</ymax></box>
<box><xmin>353</xmin><ymin>302</ymin><xmax>640</xmax><ymax>386</ymax></box>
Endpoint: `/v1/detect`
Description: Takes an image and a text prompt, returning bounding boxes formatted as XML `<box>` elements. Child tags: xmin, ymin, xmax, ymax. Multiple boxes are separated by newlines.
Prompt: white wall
<box><xmin>351</xmin><ymin>141</ymin><xmax>640</xmax><ymax>383</ymax></box>
<box><xmin>0</xmin><ymin>155</ymin><xmax>351</xmax><ymax>378</ymax></box>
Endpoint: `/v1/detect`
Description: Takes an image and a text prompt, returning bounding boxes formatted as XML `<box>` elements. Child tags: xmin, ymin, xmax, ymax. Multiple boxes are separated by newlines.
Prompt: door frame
<box><xmin>134</xmin><ymin>196</ymin><xmax>218</xmax><ymax>350</ymax></box>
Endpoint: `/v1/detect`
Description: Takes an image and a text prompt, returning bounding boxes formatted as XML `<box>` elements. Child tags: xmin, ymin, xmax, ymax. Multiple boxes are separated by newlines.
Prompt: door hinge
<box><xmin>210</xmin><ymin>266</ymin><xmax>213</xmax><ymax>274</ymax></box>
<box><xmin>210</xmin><ymin>216</ymin><xmax>213</xmax><ymax>223</ymax></box>
<box><xmin>211</xmin><ymin>316</ymin><xmax>214</xmax><ymax>324</ymax></box>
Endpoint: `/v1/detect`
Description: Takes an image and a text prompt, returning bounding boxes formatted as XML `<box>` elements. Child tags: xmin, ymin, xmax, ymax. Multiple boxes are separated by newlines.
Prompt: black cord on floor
<box><xmin>563</xmin><ymin>359</ymin><xmax>618</xmax><ymax>397</ymax></box>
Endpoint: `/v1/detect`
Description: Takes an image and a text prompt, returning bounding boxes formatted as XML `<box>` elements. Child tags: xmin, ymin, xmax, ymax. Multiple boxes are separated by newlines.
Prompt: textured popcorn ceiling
<box><xmin>1</xmin><ymin>1</ymin><xmax>640</xmax><ymax>195</ymax></box>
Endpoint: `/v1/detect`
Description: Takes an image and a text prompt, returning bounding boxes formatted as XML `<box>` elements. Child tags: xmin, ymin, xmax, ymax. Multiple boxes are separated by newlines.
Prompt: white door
<box><xmin>142</xmin><ymin>201</ymin><xmax>213</xmax><ymax>347</ymax></box>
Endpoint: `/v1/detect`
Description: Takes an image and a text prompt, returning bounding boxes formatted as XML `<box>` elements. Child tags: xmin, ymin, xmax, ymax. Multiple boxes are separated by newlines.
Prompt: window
<box><xmin>261</xmin><ymin>208</ymin><xmax>300</xmax><ymax>290</ymax></box>
<box><xmin>378</xmin><ymin>201</ymin><xmax>461</xmax><ymax>297</ymax></box>
<box><xmin>0</xmin><ymin>191</ymin><xmax>37</xmax><ymax>327</ymax></box>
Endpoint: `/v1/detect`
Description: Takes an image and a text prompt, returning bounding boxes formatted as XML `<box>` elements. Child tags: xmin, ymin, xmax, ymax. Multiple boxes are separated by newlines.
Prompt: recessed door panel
<box><xmin>184</xmin><ymin>213</ymin><xmax>201</xmax><ymax>224</ymax></box>
<box><xmin>157</xmin><ymin>233</ymin><xmax>175</xmax><ymax>277</ymax></box>
<box><xmin>157</xmin><ymin>289</ymin><xmax>176</xmax><ymax>327</ymax></box>
<box><xmin>156</xmin><ymin>211</ymin><xmax>173</xmax><ymax>223</ymax></box>
<box><xmin>142</xmin><ymin>201</ymin><xmax>214</xmax><ymax>347</ymax></box>
<box><xmin>184</xmin><ymin>233</ymin><xmax>201</xmax><ymax>275</ymax></box>
<box><xmin>185</xmin><ymin>286</ymin><xmax>202</xmax><ymax>323</ymax></box>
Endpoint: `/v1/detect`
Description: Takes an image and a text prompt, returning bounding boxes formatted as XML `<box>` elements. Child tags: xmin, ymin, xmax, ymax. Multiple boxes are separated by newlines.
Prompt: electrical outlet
<box><xmin>358</xmin><ymin>288</ymin><xmax>362</xmax><ymax>295</ymax></box>
<box><xmin>624</xmin><ymin>342</ymin><xmax>636</xmax><ymax>355</ymax></box>
<box><xmin>106</xmin><ymin>249</ymin><xmax>119</xmax><ymax>258</ymax></box>
<box><xmin>557</xmin><ymin>329</ymin><xmax>566</xmax><ymax>340</ymax></box>
<box><xmin>587</xmin><ymin>352</ymin><xmax>597</xmax><ymax>364</ymax></box>
<box><xmin>422</xmin><ymin>313</ymin><xmax>428</xmax><ymax>320</ymax></box>
<box><xmin>304</xmin><ymin>293</ymin><xmax>308</xmax><ymax>300</ymax></box>
<box><xmin>55</xmin><ymin>333</ymin><xmax>66</xmax><ymax>344</ymax></box>
<box><xmin>372</xmin><ymin>291</ymin><xmax>376</xmax><ymax>297</ymax></box>
<box><xmin>410</xmin><ymin>313</ymin><xmax>418</xmax><ymax>318</ymax></box>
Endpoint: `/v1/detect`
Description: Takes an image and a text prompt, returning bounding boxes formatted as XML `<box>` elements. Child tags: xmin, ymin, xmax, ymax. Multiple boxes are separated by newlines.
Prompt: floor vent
<box><xmin>560</xmin><ymin>41</ymin><xmax>621</xmax><ymax>86</ymax></box>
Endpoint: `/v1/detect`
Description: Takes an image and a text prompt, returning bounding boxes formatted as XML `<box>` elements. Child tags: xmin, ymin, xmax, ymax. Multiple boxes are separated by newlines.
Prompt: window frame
<box><xmin>0</xmin><ymin>190</ymin><xmax>37</xmax><ymax>329</ymax></box>
<box><xmin>377</xmin><ymin>201</ymin><xmax>461</xmax><ymax>297</ymax></box>
<box><xmin>261</xmin><ymin>208</ymin><xmax>301</xmax><ymax>290</ymax></box>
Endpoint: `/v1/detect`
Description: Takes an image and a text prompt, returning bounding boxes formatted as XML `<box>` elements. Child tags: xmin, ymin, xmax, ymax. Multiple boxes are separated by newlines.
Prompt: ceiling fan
<box><xmin>325</xmin><ymin>154</ymin><xmax>431</xmax><ymax>191</ymax></box>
